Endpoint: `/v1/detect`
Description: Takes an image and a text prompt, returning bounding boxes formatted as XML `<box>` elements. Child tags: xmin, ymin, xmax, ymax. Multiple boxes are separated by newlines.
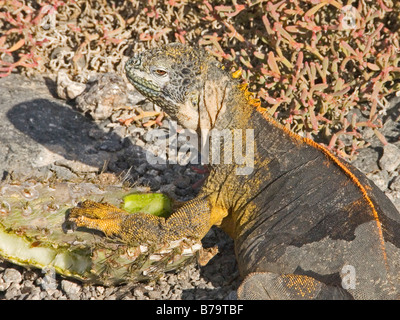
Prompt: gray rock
<box><xmin>0</xmin><ymin>74</ymin><xmax>119</xmax><ymax>180</ymax></box>
<box><xmin>0</xmin><ymin>278</ymin><xmax>10</xmax><ymax>292</ymax></box>
<box><xmin>4</xmin><ymin>283</ymin><xmax>21</xmax><ymax>300</ymax></box>
<box><xmin>225</xmin><ymin>290</ymin><xmax>238</xmax><ymax>300</ymax></box>
<box><xmin>133</xmin><ymin>287</ymin><xmax>145</xmax><ymax>298</ymax></box>
<box><xmin>379</xmin><ymin>143</ymin><xmax>400</xmax><ymax>172</ymax></box>
<box><xmin>366</xmin><ymin>170</ymin><xmax>390</xmax><ymax>191</ymax></box>
<box><xmin>26</xmin><ymin>287</ymin><xmax>42</xmax><ymax>300</ymax></box>
<box><xmin>75</xmin><ymin>73</ymin><xmax>128</xmax><ymax>120</ymax></box>
<box><xmin>173</xmin><ymin>175</ymin><xmax>191</xmax><ymax>189</ymax></box>
<box><xmin>3</xmin><ymin>268</ymin><xmax>22</xmax><ymax>284</ymax></box>
<box><xmin>61</xmin><ymin>280</ymin><xmax>81</xmax><ymax>297</ymax></box>
<box><xmin>390</xmin><ymin>176</ymin><xmax>400</xmax><ymax>192</ymax></box>
<box><xmin>148</xmin><ymin>289</ymin><xmax>162</xmax><ymax>299</ymax></box>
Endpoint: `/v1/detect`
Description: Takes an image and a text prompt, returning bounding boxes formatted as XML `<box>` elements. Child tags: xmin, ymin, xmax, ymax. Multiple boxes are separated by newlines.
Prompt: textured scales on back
<box><xmin>68</xmin><ymin>43</ymin><xmax>400</xmax><ymax>299</ymax></box>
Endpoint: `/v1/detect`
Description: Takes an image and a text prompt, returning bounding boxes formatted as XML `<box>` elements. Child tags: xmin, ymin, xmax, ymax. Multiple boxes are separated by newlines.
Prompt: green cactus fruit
<box><xmin>122</xmin><ymin>193</ymin><xmax>172</xmax><ymax>217</ymax></box>
<box><xmin>0</xmin><ymin>179</ymin><xmax>201</xmax><ymax>285</ymax></box>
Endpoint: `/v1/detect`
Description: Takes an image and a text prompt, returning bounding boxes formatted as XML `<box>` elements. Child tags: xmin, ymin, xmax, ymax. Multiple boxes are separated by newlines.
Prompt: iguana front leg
<box><xmin>67</xmin><ymin>197</ymin><xmax>213</xmax><ymax>245</ymax></box>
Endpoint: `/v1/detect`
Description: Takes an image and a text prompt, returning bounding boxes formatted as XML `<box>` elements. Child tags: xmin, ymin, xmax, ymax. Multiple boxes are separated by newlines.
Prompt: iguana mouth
<box><xmin>129</xmin><ymin>75</ymin><xmax>161</xmax><ymax>97</ymax></box>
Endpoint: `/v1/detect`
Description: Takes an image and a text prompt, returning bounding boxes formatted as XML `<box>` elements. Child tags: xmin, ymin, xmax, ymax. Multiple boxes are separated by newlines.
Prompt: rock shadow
<box><xmin>6</xmin><ymin>98</ymin><xmax>124</xmax><ymax>171</ymax></box>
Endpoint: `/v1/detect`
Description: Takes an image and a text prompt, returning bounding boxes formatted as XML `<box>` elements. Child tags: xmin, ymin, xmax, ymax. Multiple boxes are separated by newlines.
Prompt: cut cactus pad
<box><xmin>0</xmin><ymin>180</ymin><xmax>201</xmax><ymax>285</ymax></box>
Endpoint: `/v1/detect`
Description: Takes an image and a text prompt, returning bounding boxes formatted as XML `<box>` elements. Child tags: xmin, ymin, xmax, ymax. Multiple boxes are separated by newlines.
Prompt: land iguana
<box><xmin>67</xmin><ymin>43</ymin><xmax>400</xmax><ymax>299</ymax></box>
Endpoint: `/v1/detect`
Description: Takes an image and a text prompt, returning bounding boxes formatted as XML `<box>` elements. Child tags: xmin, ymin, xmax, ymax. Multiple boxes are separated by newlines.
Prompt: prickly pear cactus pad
<box><xmin>0</xmin><ymin>179</ymin><xmax>202</xmax><ymax>285</ymax></box>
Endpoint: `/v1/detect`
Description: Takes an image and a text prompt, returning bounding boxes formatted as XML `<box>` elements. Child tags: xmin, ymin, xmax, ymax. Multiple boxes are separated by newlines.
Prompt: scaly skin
<box><xmin>68</xmin><ymin>43</ymin><xmax>400</xmax><ymax>299</ymax></box>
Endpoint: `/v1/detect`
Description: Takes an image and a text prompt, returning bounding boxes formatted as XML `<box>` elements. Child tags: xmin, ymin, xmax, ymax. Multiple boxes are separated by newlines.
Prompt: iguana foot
<box><xmin>237</xmin><ymin>272</ymin><xmax>353</xmax><ymax>300</ymax></box>
<box><xmin>67</xmin><ymin>200</ymin><xmax>129</xmax><ymax>237</ymax></box>
<box><xmin>119</xmin><ymin>110</ymin><xmax>164</xmax><ymax>127</ymax></box>
<box><xmin>67</xmin><ymin>196</ymin><xmax>213</xmax><ymax>245</ymax></box>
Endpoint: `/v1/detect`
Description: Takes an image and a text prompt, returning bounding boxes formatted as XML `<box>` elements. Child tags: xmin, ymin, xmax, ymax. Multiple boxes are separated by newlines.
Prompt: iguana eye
<box><xmin>154</xmin><ymin>69</ymin><xmax>167</xmax><ymax>76</ymax></box>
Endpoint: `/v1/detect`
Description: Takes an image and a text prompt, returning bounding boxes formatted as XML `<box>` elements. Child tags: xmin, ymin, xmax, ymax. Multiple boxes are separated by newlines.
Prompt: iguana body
<box><xmin>68</xmin><ymin>43</ymin><xmax>400</xmax><ymax>299</ymax></box>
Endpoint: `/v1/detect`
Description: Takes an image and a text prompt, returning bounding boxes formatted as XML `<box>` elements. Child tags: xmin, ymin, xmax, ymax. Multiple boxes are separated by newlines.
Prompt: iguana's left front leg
<box><xmin>67</xmin><ymin>197</ymin><xmax>213</xmax><ymax>244</ymax></box>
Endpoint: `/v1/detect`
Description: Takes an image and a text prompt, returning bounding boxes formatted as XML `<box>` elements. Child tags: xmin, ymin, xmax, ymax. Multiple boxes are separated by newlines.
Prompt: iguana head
<box><xmin>125</xmin><ymin>43</ymin><xmax>231</xmax><ymax>131</ymax></box>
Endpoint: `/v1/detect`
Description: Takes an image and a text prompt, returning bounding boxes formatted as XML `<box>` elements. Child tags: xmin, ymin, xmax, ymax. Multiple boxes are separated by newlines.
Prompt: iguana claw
<box><xmin>67</xmin><ymin>200</ymin><xmax>128</xmax><ymax>237</ymax></box>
